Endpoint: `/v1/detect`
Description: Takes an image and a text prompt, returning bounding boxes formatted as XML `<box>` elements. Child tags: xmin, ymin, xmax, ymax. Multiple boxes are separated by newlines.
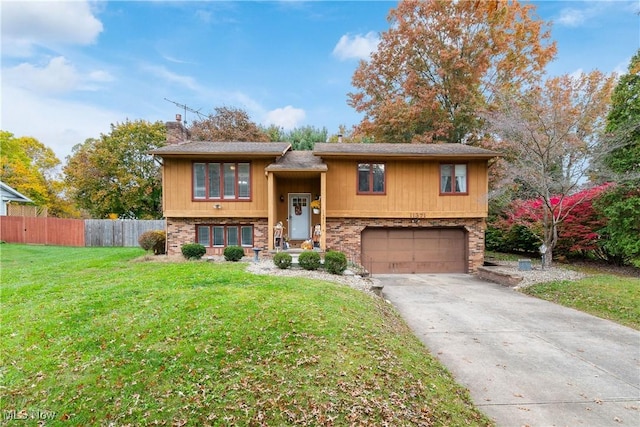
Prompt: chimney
<box><xmin>165</xmin><ymin>114</ymin><xmax>191</xmax><ymax>145</ymax></box>
<box><xmin>338</xmin><ymin>133</ymin><xmax>343</xmax><ymax>143</ymax></box>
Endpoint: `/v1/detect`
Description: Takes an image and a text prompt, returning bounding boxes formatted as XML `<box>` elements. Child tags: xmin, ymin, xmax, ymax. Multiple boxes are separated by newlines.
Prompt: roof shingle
<box><xmin>313</xmin><ymin>143</ymin><xmax>500</xmax><ymax>158</ymax></box>
<box><xmin>150</xmin><ymin>141</ymin><xmax>291</xmax><ymax>157</ymax></box>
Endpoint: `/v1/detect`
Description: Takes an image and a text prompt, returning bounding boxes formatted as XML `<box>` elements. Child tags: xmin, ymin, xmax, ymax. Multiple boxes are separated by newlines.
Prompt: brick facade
<box><xmin>166</xmin><ymin>217</ymin><xmax>268</xmax><ymax>256</ymax></box>
<box><xmin>324</xmin><ymin>217</ymin><xmax>486</xmax><ymax>273</ymax></box>
<box><xmin>167</xmin><ymin>216</ymin><xmax>486</xmax><ymax>272</ymax></box>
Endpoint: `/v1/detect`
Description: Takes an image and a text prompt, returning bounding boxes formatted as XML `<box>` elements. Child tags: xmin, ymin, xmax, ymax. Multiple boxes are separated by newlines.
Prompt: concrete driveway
<box><xmin>379</xmin><ymin>274</ymin><xmax>640</xmax><ymax>427</ymax></box>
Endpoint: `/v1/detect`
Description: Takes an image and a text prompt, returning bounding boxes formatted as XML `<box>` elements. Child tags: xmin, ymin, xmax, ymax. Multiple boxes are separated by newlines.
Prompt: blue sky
<box><xmin>1</xmin><ymin>0</ymin><xmax>638</xmax><ymax>161</ymax></box>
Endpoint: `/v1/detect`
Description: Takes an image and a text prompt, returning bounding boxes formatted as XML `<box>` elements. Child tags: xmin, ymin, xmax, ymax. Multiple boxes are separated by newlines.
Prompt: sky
<box><xmin>1</xmin><ymin>0</ymin><xmax>639</xmax><ymax>162</ymax></box>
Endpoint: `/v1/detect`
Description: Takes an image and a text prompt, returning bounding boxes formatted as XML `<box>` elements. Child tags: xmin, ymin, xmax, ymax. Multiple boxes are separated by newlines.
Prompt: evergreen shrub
<box><xmin>298</xmin><ymin>251</ymin><xmax>321</xmax><ymax>270</ymax></box>
<box><xmin>224</xmin><ymin>246</ymin><xmax>245</xmax><ymax>262</ymax></box>
<box><xmin>181</xmin><ymin>243</ymin><xmax>206</xmax><ymax>260</ymax></box>
<box><xmin>273</xmin><ymin>252</ymin><xmax>292</xmax><ymax>269</ymax></box>
<box><xmin>324</xmin><ymin>251</ymin><xmax>347</xmax><ymax>275</ymax></box>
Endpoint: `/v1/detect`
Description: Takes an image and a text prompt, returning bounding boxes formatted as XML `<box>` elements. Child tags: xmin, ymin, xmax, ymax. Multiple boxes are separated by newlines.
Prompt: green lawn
<box><xmin>522</xmin><ymin>274</ymin><xmax>640</xmax><ymax>330</ymax></box>
<box><xmin>0</xmin><ymin>245</ymin><xmax>491</xmax><ymax>426</ymax></box>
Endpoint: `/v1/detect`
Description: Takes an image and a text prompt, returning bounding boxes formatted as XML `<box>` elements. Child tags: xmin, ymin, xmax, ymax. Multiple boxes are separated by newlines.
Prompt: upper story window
<box><xmin>357</xmin><ymin>163</ymin><xmax>385</xmax><ymax>194</ymax></box>
<box><xmin>440</xmin><ymin>164</ymin><xmax>467</xmax><ymax>194</ymax></box>
<box><xmin>193</xmin><ymin>162</ymin><xmax>250</xmax><ymax>200</ymax></box>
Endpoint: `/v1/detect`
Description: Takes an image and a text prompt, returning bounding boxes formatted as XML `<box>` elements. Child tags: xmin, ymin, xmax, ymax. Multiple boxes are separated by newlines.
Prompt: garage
<box><xmin>361</xmin><ymin>228</ymin><xmax>467</xmax><ymax>274</ymax></box>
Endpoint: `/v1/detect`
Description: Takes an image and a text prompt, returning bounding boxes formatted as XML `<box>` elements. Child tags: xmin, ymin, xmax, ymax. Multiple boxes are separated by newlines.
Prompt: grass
<box><xmin>521</xmin><ymin>274</ymin><xmax>640</xmax><ymax>330</ymax></box>
<box><xmin>0</xmin><ymin>245</ymin><xmax>491</xmax><ymax>426</ymax></box>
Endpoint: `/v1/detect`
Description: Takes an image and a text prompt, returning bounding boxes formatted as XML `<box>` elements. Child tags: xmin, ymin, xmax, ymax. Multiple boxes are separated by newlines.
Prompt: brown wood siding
<box><xmin>162</xmin><ymin>158</ymin><xmax>271</xmax><ymax>217</ymax></box>
<box><xmin>361</xmin><ymin>228</ymin><xmax>466</xmax><ymax>274</ymax></box>
<box><xmin>324</xmin><ymin>159</ymin><xmax>488</xmax><ymax>218</ymax></box>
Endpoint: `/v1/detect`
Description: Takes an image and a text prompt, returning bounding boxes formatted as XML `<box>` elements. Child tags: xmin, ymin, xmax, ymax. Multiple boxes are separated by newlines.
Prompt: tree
<box><xmin>593</xmin><ymin>50</ymin><xmax>640</xmax><ymax>265</ymax></box>
<box><xmin>282</xmin><ymin>126</ymin><xmax>328</xmax><ymax>150</ymax></box>
<box><xmin>189</xmin><ymin>106</ymin><xmax>270</xmax><ymax>142</ymax></box>
<box><xmin>0</xmin><ymin>131</ymin><xmax>77</xmax><ymax>217</ymax></box>
<box><xmin>495</xmin><ymin>185</ymin><xmax>611</xmax><ymax>259</ymax></box>
<box><xmin>483</xmin><ymin>71</ymin><xmax>616</xmax><ymax>266</ymax></box>
<box><xmin>348</xmin><ymin>0</ymin><xmax>556</xmax><ymax>144</ymax></box>
<box><xmin>600</xmin><ymin>49</ymin><xmax>640</xmax><ymax>181</ymax></box>
<box><xmin>64</xmin><ymin>120</ymin><xmax>166</xmax><ymax>219</ymax></box>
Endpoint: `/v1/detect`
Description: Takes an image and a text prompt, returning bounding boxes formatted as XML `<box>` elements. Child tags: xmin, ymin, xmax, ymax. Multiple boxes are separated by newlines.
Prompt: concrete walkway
<box><xmin>379</xmin><ymin>274</ymin><xmax>640</xmax><ymax>427</ymax></box>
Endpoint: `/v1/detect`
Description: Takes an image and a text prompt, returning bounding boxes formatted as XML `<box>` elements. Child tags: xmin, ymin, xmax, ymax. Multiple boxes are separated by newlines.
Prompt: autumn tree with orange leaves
<box><xmin>348</xmin><ymin>0</ymin><xmax>556</xmax><ymax>144</ymax></box>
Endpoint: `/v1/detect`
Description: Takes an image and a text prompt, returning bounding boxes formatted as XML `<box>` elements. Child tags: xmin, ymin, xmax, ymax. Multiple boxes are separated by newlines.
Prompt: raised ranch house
<box><xmin>151</xmin><ymin>120</ymin><xmax>499</xmax><ymax>274</ymax></box>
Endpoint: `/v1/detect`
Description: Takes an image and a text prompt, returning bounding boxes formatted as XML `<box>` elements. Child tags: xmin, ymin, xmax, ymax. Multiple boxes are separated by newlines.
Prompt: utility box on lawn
<box><xmin>518</xmin><ymin>259</ymin><xmax>532</xmax><ymax>271</ymax></box>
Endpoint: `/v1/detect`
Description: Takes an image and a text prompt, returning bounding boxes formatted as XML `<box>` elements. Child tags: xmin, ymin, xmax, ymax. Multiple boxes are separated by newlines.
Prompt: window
<box><xmin>196</xmin><ymin>225</ymin><xmax>253</xmax><ymax>247</ymax></box>
<box><xmin>193</xmin><ymin>162</ymin><xmax>251</xmax><ymax>200</ymax></box>
<box><xmin>357</xmin><ymin>163</ymin><xmax>385</xmax><ymax>194</ymax></box>
<box><xmin>440</xmin><ymin>164</ymin><xmax>467</xmax><ymax>194</ymax></box>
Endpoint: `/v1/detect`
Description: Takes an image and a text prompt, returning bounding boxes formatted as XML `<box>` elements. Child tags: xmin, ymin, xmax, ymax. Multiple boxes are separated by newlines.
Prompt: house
<box><xmin>0</xmin><ymin>181</ymin><xmax>33</xmax><ymax>216</ymax></box>
<box><xmin>151</xmin><ymin>119</ymin><xmax>500</xmax><ymax>274</ymax></box>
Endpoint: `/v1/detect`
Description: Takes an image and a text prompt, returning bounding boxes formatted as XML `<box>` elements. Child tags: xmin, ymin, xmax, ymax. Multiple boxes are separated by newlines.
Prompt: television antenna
<box><xmin>163</xmin><ymin>98</ymin><xmax>205</xmax><ymax>125</ymax></box>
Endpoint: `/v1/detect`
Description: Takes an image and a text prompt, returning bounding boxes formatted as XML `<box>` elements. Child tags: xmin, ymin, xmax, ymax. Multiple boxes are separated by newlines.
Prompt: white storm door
<box><xmin>288</xmin><ymin>194</ymin><xmax>310</xmax><ymax>240</ymax></box>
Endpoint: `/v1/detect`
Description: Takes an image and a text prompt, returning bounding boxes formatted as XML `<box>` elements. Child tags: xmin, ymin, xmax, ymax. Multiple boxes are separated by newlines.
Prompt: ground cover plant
<box><xmin>1</xmin><ymin>245</ymin><xmax>491</xmax><ymax>426</ymax></box>
<box><xmin>522</xmin><ymin>274</ymin><xmax>640</xmax><ymax>330</ymax></box>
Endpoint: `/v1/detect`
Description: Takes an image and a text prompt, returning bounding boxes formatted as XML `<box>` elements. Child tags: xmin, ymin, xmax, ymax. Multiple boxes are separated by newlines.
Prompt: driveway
<box><xmin>379</xmin><ymin>274</ymin><xmax>640</xmax><ymax>427</ymax></box>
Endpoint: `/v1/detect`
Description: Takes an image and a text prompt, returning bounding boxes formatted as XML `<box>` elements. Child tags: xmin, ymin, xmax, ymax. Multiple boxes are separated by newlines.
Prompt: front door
<box><xmin>288</xmin><ymin>194</ymin><xmax>310</xmax><ymax>240</ymax></box>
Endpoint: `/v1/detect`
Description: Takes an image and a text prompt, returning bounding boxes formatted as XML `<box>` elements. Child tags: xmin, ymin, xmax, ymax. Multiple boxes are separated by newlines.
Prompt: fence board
<box><xmin>0</xmin><ymin>216</ymin><xmax>26</xmax><ymax>242</ymax></box>
<box><xmin>1</xmin><ymin>217</ymin><xmax>163</xmax><ymax>247</ymax></box>
<box><xmin>48</xmin><ymin>218</ymin><xmax>85</xmax><ymax>246</ymax></box>
<box><xmin>0</xmin><ymin>216</ymin><xmax>84</xmax><ymax>245</ymax></box>
<box><xmin>85</xmin><ymin>219</ymin><xmax>165</xmax><ymax>247</ymax></box>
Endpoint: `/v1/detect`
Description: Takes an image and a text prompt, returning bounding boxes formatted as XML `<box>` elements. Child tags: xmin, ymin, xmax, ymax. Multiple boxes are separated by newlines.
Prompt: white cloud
<box><xmin>141</xmin><ymin>64</ymin><xmax>200</xmax><ymax>91</ymax></box>
<box><xmin>1</xmin><ymin>85</ymin><xmax>123</xmax><ymax>161</ymax></box>
<box><xmin>1</xmin><ymin>0</ymin><xmax>103</xmax><ymax>56</ymax></box>
<box><xmin>332</xmin><ymin>31</ymin><xmax>379</xmax><ymax>61</ymax></box>
<box><xmin>3</xmin><ymin>56</ymin><xmax>114</xmax><ymax>95</ymax></box>
<box><xmin>264</xmin><ymin>106</ymin><xmax>306</xmax><ymax>130</ymax></box>
<box><xmin>556</xmin><ymin>8</ymin><xmax>587</xmax><ymax>27</ymax></box>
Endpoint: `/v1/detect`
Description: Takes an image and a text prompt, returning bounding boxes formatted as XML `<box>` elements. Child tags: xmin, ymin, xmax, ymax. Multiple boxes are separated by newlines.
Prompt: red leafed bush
<box><xmin>497</xmin><ymin>184</ymin><xmax>612</xmax><ymax>257</ymax></box>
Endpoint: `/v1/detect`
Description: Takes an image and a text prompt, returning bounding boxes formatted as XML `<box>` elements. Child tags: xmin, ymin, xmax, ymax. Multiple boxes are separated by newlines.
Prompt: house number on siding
<box><xmin>410</xmin><ymin>213</ymin><xmax>426</xmax><ymax>219</ymax></box>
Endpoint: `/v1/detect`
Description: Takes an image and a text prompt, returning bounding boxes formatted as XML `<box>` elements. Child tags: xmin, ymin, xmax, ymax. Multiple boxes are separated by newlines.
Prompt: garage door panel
<box><xmin>361</xmin><ymin>228</ymin><xmax>467</xmax><ymax>274</ymax></box>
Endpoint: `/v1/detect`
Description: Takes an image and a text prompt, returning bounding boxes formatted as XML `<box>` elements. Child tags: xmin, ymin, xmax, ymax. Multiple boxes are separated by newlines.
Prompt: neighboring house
<box><xmin>151</xmin><ymin>119</ymin><xmax>500</xmax><ymax>274</ymax></box>
<box><xmin>0</xmin><ymin>181</ymin><xmax>33</xmax><ymax>216</ymax></box>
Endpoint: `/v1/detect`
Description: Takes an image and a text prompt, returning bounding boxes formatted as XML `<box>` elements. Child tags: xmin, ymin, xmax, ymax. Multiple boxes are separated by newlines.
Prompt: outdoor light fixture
<box><xmin>280</xmin><ymin>195</ymin><xmax>284</xmax><ymax>202</ymax></box>
<box><xmin>214</xmin><ymin>204</ymin><xmax>222</xmax><ymax>209</ymax></box>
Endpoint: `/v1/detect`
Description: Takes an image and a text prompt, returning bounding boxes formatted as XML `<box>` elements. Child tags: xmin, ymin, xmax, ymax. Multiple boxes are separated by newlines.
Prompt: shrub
<box><xmin>224</xmin><ymin>246</ymin><xmax>245</xmax><ymax>262</ymax></box>
<box><xmin>273</xmin><ymin>252</ymin><xmax>292</xmax><ymax>269</ymax></box>
<box><xmin>138</xmin><ymin>230</ymin><xmax>166</xmax><ymax>255</ymax></box>
<box><xmin>181</xmin><ymin>243</ymin><xmax>206</xmax><ymax>260</ymax></box>
<box><xmin>324</xmin><ymin>251</ymin><xmax>347</xmax><ymax>275</ymax></box>
<box><xmin>298</xmin><ymin>251</ymin><xmax>321</xmax><ymax>270</ymax></box>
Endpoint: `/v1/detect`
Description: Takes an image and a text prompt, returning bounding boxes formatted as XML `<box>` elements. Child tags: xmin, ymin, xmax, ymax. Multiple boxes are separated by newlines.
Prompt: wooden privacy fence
<box><xmin>0</xmin><ymin>217</ymin><xmax>165</xmax><ymax>247</ymax></box>
<box><xmin>85</xmin><ymin>220</ymin><xmax>166</xmax><ymax>247</ymax></box>
<box><xmin>0</xmin><ymin>216</ymin><xmax>85</xmax><ymax>246</ymax></box>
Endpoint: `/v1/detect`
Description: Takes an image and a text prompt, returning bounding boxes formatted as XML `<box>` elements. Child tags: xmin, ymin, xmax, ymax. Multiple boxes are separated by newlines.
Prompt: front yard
<box><xmin>0</xmin><ymin>245</ymin><xmax>491</xmax><ymax>426</ymax></box>
<box><xmin>522</xmin><ymin>274</ymin><xmax>640</xmax><ymax>330</ymax></box>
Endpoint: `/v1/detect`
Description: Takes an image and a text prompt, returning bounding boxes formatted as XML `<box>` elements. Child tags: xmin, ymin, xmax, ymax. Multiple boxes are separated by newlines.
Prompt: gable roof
<box><xmin>313</xmin><ymin>143</ymin><xmax>500</xmax><ymax>160</ymax></box>
<box><xmin>0</xmin><ymin>181</ymin><xmax>32</xmax><ymax>203</ymax></box>
<box><xmin>151</xmin><ymin>141</ymin><xmax>291</xmax><ymax>158</ymax></box>
<box><xmin>266</xmin><ymin>151</ymin><xmax>327</xmax><ymax>172</ymax></box>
